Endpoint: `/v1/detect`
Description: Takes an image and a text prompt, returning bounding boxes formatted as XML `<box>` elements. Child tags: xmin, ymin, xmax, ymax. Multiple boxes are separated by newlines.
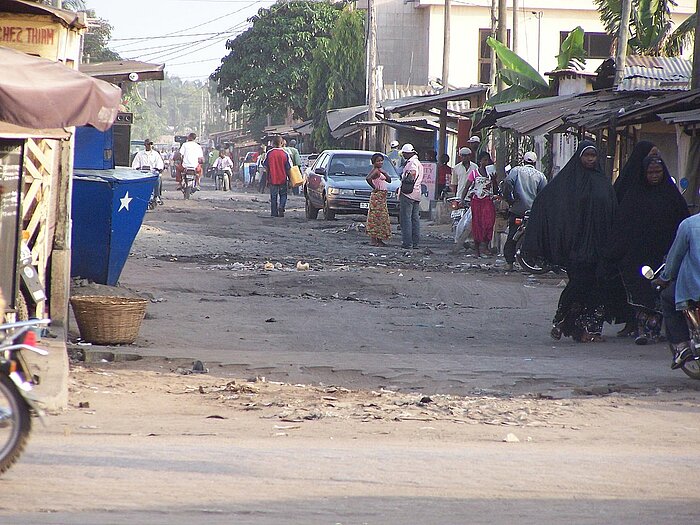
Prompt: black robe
<box><xmin>609</xmin><ymin>156</ymin><xmax>689</xmax><ymax>310</ymax></box>
<box><xmin>613</xmin><ymin>140</ymin><xmax>655</xmax><ymax>204</ymax></box>
<box><xmin>522</xmin><ymin>141</ymin><xmax>617</xmax><ymax>272</ymax></box>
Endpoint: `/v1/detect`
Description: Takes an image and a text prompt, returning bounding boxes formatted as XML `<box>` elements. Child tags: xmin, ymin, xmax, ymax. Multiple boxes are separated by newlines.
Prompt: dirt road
<box><xmin>3</xmin><ymin>179</ymin><xmax>699</xmax><ymax>524</ymax></box>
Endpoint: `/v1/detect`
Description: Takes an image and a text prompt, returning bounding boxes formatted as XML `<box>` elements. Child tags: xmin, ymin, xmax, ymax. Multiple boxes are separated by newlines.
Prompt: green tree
<box><xmin>307</xmin><ymin>8</ymin><xmax>366</xmax><ymax>150</ymax></box>
<box><xmin>212</xmin><ymin>1</ymin><xmax>343</xmax><ymax>121</ymax></box>
<box><xmin>594</xmin><ymin>0</ymin><xmax>694</xmax><ymax>56</ymax></box>
<box><xmin>83</xmin><ymin>10</ymin><xmax>121</xmax><ymax>62</ymax></box>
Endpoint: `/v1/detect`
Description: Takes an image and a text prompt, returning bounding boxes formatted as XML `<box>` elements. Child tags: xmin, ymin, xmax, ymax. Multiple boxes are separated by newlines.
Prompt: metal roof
<box><xmin>617</xmin><ymin>56</ymin><xmax>691</xmax><ymax>92</ymax></box>
<box><xmin>658</xmin><ymin>109</ymin><xmax>700</xmax><ymax>125</ymax></box>
<box><xmin>382</xmin><ymin>86</ymin><xmax>487</xmax><ymax>113</ymax></box>
<box><xmin>79</xmin><ymin>61</ymin><xmax>165</xmax><ymax>83</ymax></box>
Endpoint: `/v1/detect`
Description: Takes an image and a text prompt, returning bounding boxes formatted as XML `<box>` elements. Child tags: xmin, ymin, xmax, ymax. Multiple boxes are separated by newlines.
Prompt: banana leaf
<box><xmin>487</xmin><ymin>37</ymin><xmax>548</xmax><ymax>88</ymax></box>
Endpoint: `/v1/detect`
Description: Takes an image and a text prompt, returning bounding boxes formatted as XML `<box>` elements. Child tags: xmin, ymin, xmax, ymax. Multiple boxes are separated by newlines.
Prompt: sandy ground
<box><xmin>3</xmin><ymin>178</ymin><xmax>699</xmax><ymax>524</ymax></box>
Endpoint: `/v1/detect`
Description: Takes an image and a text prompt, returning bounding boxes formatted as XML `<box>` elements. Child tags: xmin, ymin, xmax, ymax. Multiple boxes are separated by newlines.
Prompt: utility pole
<box><xmin>692</xmin><ymin>0</ymin><xmax>700</xmax><ymax>89</ymax></box>
<box><xmin>489</xmin><ymin>0</ymin><xmax>497</xmax><ymax>93</ymax></box>
<box><xmin>512</xmin><ymin>0</ymin><xmax>519</xmax><ymax>56</ymax></box>
<box><xmin>438</xmin><ymin>0</ymin><xmax>451</xmax><ymax>158</ymax></box>
<box><xmin>614</xmin><ymin>0</ymin><xmax>633</xmax><ymax>86</ymax></box>
<box><xmin>366</xmin><ymin>0</ymin><xmax>379</xmax><ymax>151</ymax></box>
<box><xmin>496</xmin><ymin>0</ymin><xmax>507</xmax><ymax>92</ymax></box>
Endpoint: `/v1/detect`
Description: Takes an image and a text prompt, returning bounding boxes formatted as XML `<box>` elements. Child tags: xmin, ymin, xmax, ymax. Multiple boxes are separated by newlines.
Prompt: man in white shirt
<box><xmin>132</xmin><ymin>138</ymin><xmax>165</xmax><ymax>204</ymax></box>
<box><xmin>398</xmin><ymin>143</ymin><xmax>424</xmax><ymax>249</ymax></box>
<box><xmin>179</xmin><ymin>133</ymin><xmax>205</xmax><ymax>189</ymax></box>
<box><xmin>450</xmin><ymin>147</ymin><xmax>478</xmax><ymax>201</ymax></box>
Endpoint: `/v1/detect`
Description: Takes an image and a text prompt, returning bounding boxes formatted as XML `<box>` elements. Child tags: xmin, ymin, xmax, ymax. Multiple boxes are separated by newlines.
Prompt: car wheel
<box><xmin>305</xmin><ymin>195</ymin><xmax>319</xmax><ymax>220</ymax></box>
<box><xmin>323</xmin><ymin>197</ymin><xmax>335</xmax><ymax>221</ymax></box>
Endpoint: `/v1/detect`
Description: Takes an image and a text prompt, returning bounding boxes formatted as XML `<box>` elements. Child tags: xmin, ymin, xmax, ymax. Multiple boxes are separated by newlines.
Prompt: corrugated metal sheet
<box><xmin>617</xmin><ymin>56</ymin><xmax>691</xmax><ymax>92</ymax></box>
<box><xmin>658</xmin><ymin>109</ymin><xmax>700</xmax><ymax>125</ymax></box>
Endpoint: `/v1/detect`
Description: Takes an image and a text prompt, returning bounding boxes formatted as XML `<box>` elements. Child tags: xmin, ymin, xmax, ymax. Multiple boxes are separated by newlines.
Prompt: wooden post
<box><xmin>512</xmin><ymin>0</ymin><xmax>519</xmax><ymax>55</ymax></box>
<box><xmin>614</xmin><ymin>0</ymin><xmax>633</xmax><ymax>86</ymax></box>
<box><xmin>692</xmin><ymin>0</ymin><xmax>700</xmax><ymax>89</ymax></box>
<box><xmin>49</xmin><ymin>134</ymin><xmax>74</xmax><ymax>328</ymax></box>
<box><xmin>367</xmin><ymin>0</ymin><xmax>379</xmax><ymax>151</ymax></box>
<box><xmin>438</xmin><ymin>0</ymin><xmax>451</xmax><ymax>158</ymax></box>
<box><xmin>496</xmin><ymin>0</ymin><xmax>507</xmax><ymax>93</ymax></box>
<box><xmin>490</xmin><ymin>0</ymin><xmax>497</xmax><ymax>93</ymax></box>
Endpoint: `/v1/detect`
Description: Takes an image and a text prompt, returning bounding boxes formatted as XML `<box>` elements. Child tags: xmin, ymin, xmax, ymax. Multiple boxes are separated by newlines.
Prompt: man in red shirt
<box><xmin>263</xmin><ymin>136</ymin><xmax>291</xmax><ymax>217</ymax></box>
<box><xmin>437</xmin><ymin>153</ymin><xmax>451</xmax><ymax>198</ymax></box>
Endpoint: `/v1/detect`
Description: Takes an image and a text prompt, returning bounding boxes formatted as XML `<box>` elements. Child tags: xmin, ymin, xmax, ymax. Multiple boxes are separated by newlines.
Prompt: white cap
<box><xmin>468</xmin><ymin>136</ymin><xmax>481</xmax><ymax>144</ymax></box>
<box><xmin>523</xmin><ymin>151</ymin><xmax>537</xmax><ymax>163</ymax></box>
<box><xmin>400</xmin><ymin>143</ymin><xmax>416</xmax><ymax>154</ymax></box>
<box><xmin>458</xmin><ymin>147</ymin><xmax>472</xmax><ymax>156</ymax></box>
<box><xmin>390</xmin><ymin>140</ymin><xmax>399</xmax><ymax>148</ymax></box>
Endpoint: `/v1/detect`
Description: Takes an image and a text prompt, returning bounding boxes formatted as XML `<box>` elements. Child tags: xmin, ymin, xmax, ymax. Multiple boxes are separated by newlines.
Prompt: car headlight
<box><xmin>386</xmin><ymin>191</ymin><xmax>395</xmax><ymax>198</ymax></box>
<box><xmin>339</xmin><ymin>189</ymin><xmax>354</xmax><ymax>196</ymax></box>
<box><xmin>328</xmin><ymin>187</ymin><xmax>340</xmax><ymax>195</ymax></box>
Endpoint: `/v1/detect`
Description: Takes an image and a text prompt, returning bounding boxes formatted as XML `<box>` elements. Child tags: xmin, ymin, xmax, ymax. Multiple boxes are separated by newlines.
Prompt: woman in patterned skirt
<box><xmin>365</xmin><ymin>153</ymin><xmax>392</xmax><ymax>247</ymax></box>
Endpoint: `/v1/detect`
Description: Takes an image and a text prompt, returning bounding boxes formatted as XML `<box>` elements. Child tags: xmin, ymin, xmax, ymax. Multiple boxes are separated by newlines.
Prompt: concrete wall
<box><xmin>373</xmin><ymin>0</ymin><xmax>430</xmax><ymax>88</ymax></box>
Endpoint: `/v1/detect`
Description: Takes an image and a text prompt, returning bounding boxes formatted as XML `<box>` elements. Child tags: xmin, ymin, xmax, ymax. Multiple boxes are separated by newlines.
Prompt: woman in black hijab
<box><xmin>613</xmin><ymin>140</ymin><xmax>658</xmax><ymax>204</ymax></box>
<box><xmin>609</xmin><ymin>156</ymin><xmax>689</xmax><ymax>344</ymax></box>
<box><xmin>523</xmin><ymin>141</ymin><xmax>621</xmax><ymax>342</ymax></box>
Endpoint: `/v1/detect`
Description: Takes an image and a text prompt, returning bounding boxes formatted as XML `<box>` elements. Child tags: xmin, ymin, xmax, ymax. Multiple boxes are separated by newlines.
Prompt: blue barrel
<box><xmin>71</xmin><ymin>168</ymin><xmax>157</xmax><ymax>286</ymax></box>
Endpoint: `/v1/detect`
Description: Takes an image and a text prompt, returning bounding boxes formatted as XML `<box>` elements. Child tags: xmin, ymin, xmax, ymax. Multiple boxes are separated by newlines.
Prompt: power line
<box><xmin>110</xmin><ymin>31</ymin><xmax>240</xmax><ymax>43</ymax></box>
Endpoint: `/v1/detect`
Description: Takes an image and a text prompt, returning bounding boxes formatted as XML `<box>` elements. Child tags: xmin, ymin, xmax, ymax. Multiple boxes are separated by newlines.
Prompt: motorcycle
<box><xmin>0</xmin><ymin>318</ymin><xmax>50</xmax><ymax>474</ymax></box>
<box><xmin>214</xmin><ymin>168</ymin><xmax>231</xmax><ymax>192</ymax></box>
<box><xmin>138</xmin><ymin>166</ymin><xmax>162</xmax><ymax>211</ymax></box>
<box><xmin>513</xmin><ymin>211</ymin><xmax>550</xmax><ymax>274</ymax></box>
<box><xmin>181</xmin><ymin>168</ymin><xmax>197</xmax><ymax>200</ymax></box>
<box><xmin>642</xmin><ymin>264</ymin><xmax>700</xmax><ymax>380</ymax></box>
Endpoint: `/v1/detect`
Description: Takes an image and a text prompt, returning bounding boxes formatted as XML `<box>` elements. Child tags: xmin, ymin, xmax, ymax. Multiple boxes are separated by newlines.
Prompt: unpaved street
<box><xmin>3</xmin><ymin>179</ymin><xmax>700</xmax><ymax>524</ymax></box>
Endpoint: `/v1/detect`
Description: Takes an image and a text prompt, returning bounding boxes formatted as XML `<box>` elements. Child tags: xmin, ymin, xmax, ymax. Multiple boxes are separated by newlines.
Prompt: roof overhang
<box><xmin>79</xmin><ymin>60</ymin><xmax>165</xmax><ymax>83</ymax></box>
<box><xmin>0</xmin><ymin>122</ymin><xmax>70</xmax><ymax>140</ymax></box>
<box><xmin>0</xmin><ymin>0</ymin><xmax>86</xmax><ymax>29</ymax></box>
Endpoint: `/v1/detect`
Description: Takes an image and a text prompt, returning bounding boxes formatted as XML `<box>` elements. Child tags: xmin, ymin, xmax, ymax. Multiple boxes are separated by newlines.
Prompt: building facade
<box><xmin>365</xmin><ymin>0</ymin><xmax>696</xmax><ymax>89</ymax></box>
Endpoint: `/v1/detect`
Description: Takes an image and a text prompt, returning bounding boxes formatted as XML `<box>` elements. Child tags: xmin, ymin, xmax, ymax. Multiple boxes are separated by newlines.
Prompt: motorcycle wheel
<box><xmin>515</xmin><ymin>237</ymin><xmax>548</xmax><ymax>275</ymax></box>
<box><xmin>183</xmin><ymin>185</ymin><xmax>191</xmax><ymax>200</ymax></box>
<box><xmin>0</xmin><ymin>374</ymin><xmax>31</xmax><ymax>475</ymax></box>
<box><xmin>677</xmin><ymin>339</ymin><xmax>700</xmax><ymax>380</ymax></box>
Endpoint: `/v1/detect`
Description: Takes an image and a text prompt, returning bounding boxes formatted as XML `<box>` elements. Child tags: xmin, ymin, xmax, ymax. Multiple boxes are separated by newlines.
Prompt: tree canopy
<box><xmin>594</xmin><ymin>0</ymin><xmax>695</xmax><ymax>56</ymax></box>
<box><xmin>82</xmin><ymin>9</ymin><xmax>121</xmax><ymax>63</ymax></box>
<box><xmin>307</xmin><ymin>8</ymin><xmax>366</xmax><ymax>150</ymax></box>
<box><xmin>213</xmin><ymin>1</ymin><xmax>344</xmax><ymax>120</ymax></box>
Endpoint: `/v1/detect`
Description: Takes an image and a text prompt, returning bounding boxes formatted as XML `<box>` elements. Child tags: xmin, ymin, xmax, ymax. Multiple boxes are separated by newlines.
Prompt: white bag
<box><xmin>454</xmin><ymin>207</ymin><xmax>473</xmax><ymax>244</ymax></box>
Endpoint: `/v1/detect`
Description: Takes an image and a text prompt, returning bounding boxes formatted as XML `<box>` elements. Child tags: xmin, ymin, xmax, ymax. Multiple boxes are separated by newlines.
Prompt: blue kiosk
<box><xmin>71</xmin><ymin>123</ymin><xmax>157</xmax><ymax>286</ymax></box>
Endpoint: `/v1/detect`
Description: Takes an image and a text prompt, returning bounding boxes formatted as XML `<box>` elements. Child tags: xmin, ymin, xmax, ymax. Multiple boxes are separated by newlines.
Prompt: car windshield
<box><xmin>328</xmin><ymin>154</ymin><xmax>398</xmax><ymax>178</ymax></box>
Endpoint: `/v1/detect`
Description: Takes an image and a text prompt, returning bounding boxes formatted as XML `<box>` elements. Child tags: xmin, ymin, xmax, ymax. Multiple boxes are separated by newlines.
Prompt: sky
<box><xmin>85</xmin><ymin>0</ymin><xmax>275</xmax><ymax>81</ymax></box>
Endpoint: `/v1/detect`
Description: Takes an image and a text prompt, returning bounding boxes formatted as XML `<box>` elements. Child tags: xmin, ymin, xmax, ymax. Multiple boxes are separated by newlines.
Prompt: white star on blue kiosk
<box><xmin>118</xmin><ymin>191</ymin><xmax>133</xmax><ymax>212</ymax></box>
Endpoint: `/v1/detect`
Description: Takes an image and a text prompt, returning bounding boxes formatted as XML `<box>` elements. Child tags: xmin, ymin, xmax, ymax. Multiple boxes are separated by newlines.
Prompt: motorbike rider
<box><xmin>132</xmin><ymin>138</ymin><xmax>164</xmax><ymax>204</ymax></box>
<box><xmin>501</xmin><ymin>151</ymin><xmax>547</xmax><ymax>271</ymax></box>
<box><xmin>212</xmin><ymin>148</ymin><xmax>234</xmax><ymax>191</ymax></box>
<box><xmin>450</xmin><ymin>147</ymin><xmax>477</xmax><ymax>202</ymax></box>
<box><xmin>654</xmin><ymin>212</ymin><xmax>700</xmax><ymax>369</ymax></box>
<box><xmin>179</xmin><ymin>132</ymin><xmax>205</xmax><ymax>191</ymax></box>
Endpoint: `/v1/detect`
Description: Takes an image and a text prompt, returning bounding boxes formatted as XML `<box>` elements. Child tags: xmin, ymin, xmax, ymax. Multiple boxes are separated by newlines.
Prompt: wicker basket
<box><xmin>70</xmin><ymin>296</ymin><xmax>148</xmax><ymax>345</ymax></box>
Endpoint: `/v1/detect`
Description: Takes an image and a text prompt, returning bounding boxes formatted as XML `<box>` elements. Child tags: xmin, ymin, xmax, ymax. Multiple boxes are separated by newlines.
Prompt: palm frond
<box><xmin>664</xmin><ymin>12</ymin><xmax>696</xmax><ymax>56</ymax></box>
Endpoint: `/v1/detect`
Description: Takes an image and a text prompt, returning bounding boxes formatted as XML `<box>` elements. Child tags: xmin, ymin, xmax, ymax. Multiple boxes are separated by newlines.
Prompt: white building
<box><xmin>364</xmin><ymin>0</ymin><xmax>696</xmax><ymax>89</ymax></box>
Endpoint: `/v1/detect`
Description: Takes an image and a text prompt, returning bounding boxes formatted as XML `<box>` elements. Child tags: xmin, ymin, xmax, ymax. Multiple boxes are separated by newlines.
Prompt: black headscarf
<box><xmin>608</xmin><ymin>156</ymin><xmax>689</xmax><ymax>303</ymax></box>
<box><xmin>613</xmin><ymin>140</ymin><xmax>656</xmax><ymax>203</ymax></box>
<box><xmin>522</xmin><ymin>141</ymin><xmax>617</xmax><ymax>269</ymax></box>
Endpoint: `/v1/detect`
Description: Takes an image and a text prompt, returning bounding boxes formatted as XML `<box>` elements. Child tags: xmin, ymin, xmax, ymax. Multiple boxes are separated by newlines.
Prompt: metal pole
<box><xmin>692</xmin><ymin>0</ymin><xmax>700</xmax><ymax>89</ymax></box>
<box><xmin>367</xmin><ymin>0</ymin><xmax>378</xmax><ymax>151</ymax></box>
<box><xmin>512</xmin><ymin>0</ymin><xmax>519</xmax><ymax>55</ymax></box>
<box><xmin>614</xmin><ymin>0</ymin><xmax>633</xmax><ymax>86</ymax></box>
